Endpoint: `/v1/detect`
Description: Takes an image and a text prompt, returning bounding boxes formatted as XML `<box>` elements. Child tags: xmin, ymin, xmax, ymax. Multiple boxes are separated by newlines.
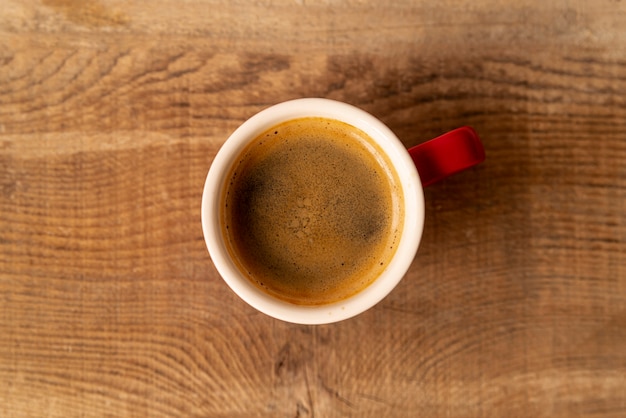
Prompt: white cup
<box><xmin>201</xmin><ymin>98</ymin><xmax>425</xmax><ymax>324</ymax></box>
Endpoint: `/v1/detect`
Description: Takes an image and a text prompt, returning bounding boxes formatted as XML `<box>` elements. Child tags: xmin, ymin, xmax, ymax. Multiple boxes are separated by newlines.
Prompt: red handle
<box><xmin>408</xmin><ymin>126</ymin><xmax>485</xmax><ymax>187</ymax></box>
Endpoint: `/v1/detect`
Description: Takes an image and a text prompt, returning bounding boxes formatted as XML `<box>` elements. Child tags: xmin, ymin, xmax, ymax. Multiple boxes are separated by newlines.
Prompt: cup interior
<box><xmin>201</xmin><ymin>98</ymin><xmax>424</xmax><ymax>324</ymax></box>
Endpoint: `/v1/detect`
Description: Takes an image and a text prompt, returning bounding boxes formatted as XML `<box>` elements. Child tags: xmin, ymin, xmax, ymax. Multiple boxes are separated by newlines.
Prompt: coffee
<box><xmin>221</xmin><ymin>117</ymin><xmax>404</xmax><ymax>305</ymax></box>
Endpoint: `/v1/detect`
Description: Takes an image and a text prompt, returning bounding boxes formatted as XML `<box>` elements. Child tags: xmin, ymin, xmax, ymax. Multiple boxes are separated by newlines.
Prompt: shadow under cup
<box><xmin>202</xmin><ymin>99</ymin><xmax>424</xmax><ymax>324</ymax></box>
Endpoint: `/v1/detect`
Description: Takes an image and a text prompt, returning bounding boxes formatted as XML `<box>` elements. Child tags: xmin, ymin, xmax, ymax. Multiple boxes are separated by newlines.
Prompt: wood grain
<box><xmin>1</xmin><ymin>0</ymin><xmax>625</xmax><ymax>417</ymax></box>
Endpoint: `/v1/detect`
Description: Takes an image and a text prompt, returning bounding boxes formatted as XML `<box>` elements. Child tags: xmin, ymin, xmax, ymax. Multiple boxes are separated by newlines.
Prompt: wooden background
<box><xmin>1</xmin><ymin>0</ymin><xmax>625</xmax><ymax>416</ymax></box>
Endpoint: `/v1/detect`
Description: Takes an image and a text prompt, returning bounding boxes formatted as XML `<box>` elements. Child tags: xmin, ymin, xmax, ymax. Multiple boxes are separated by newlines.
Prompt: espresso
<box><xmin>221</xmin><ymin>117</ymin><xmax>404</xmax><ymax>305</ymax></box>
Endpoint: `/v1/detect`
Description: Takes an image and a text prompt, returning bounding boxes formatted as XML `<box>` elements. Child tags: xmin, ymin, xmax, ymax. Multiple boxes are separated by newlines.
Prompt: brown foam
<box><xmin>222</xmin><ymin>117</ymin><xmax>404</xmax><ymax>305</ymax></box>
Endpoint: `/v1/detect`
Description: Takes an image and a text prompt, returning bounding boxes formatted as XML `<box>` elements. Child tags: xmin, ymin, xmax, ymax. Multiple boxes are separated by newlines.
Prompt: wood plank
<box><xmin>1</xmin><ymin>0</ymin><xmax>625</xmax><ymax>417</ymax></box>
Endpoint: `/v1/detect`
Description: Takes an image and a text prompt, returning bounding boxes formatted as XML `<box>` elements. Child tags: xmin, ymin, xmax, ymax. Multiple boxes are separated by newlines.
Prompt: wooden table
<box><xmin>1</xmin><ymin>1</ymin><xmax>625</xmax><ymax>416</ymax></box>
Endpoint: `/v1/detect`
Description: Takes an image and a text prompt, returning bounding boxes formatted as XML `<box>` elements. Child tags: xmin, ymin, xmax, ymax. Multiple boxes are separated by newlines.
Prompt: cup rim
<box><xmin>201</xmin><ymin>98</ymin><xmax>424</xmax><ymax>324</ymax></box>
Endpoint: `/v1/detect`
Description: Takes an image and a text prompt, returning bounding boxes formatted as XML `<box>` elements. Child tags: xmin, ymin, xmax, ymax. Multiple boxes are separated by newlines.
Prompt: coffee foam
<box><xmin>222</xmin><ymin>117</ymin><xmax>403</xmax><ymax>305</ymax></box>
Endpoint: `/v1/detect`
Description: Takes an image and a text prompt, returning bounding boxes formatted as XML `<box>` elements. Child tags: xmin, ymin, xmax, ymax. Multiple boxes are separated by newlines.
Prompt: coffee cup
<box><xmin>201</xmin><ymin>98</ymin><xmax>484</xmax><ymax>324</ymax></box>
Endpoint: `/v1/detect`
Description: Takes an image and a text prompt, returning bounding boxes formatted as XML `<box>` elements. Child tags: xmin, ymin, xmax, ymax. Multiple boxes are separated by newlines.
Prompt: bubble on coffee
<box><xmin>222</xmin><ymin>117</ymin><xmax>404</xmax><ymax>305</ymax></box>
